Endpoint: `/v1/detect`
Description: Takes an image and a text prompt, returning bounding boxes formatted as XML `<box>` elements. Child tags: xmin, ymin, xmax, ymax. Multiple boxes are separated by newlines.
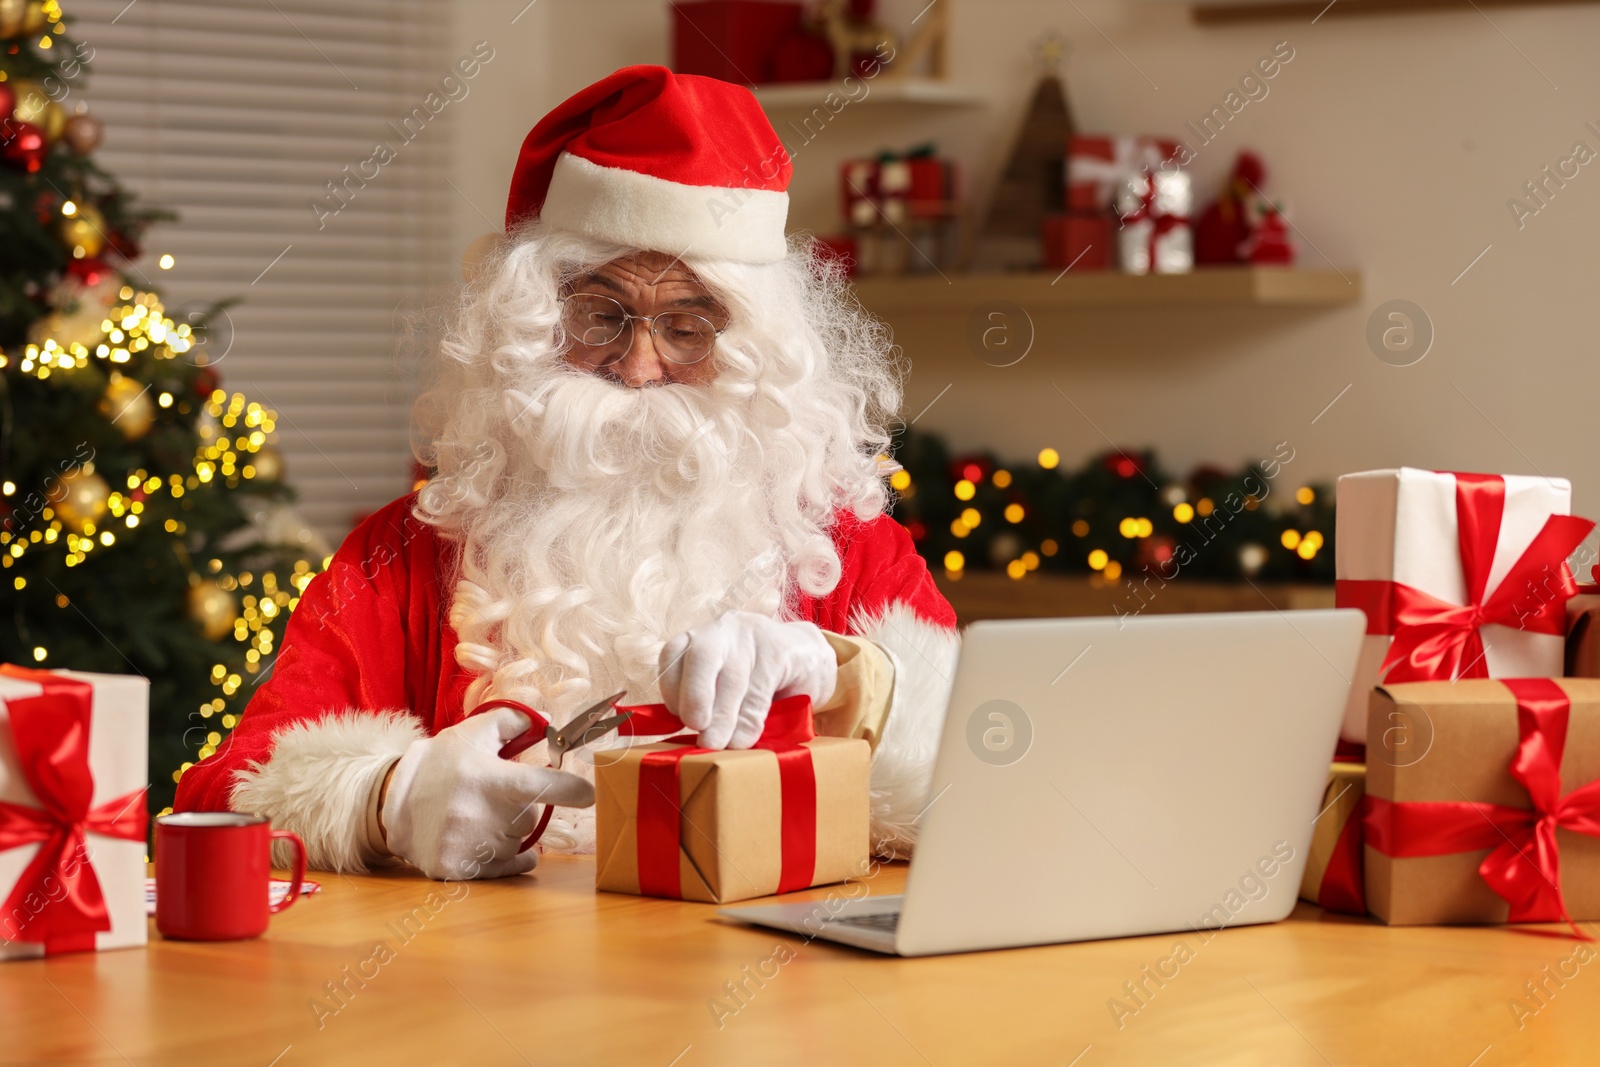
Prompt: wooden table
<box><xmin>4</xmin><ymin>858</ymin><xmax>1597</xmax><ymax>1065</ymax></box>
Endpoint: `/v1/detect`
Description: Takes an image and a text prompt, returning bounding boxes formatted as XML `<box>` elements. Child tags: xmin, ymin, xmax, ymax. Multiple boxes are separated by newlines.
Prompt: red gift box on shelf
<box><xmin>0</xmin><ymin>665</ymin><xmax>149</xmax><ymax>960</ymax></box>
<box><xmin>671</xmin><ymin>1</ymin><xmax>805</xmax><ymax>85</ymax></box>
<box><xmin>840</xmin><ymin>153</ymin><xmax>957</xmax><ymax>228</ymax></box>
<box><xmin>1066</xmin><ymin>134</ymin><xmax>1181</xmax><ymax>214</ymax></box>
<box><xmin>1042</xmin><ymin>214</ymin><xmax>1111</xmax><ymax>271</ymax></box>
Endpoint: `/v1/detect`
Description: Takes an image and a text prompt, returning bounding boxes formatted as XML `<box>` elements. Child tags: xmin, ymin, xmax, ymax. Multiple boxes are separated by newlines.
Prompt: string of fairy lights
<box><xmin>891</xmin><ymin>446</ymin><xmax>1328</xmax><ymax>583</ymax></box>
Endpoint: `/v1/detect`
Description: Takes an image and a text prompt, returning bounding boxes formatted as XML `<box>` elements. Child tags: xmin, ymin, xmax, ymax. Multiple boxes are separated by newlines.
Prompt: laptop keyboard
<box><xmin>829</xmin><ymin>911</ymin><xmax>901</xmax><ymax>932</ymax></box>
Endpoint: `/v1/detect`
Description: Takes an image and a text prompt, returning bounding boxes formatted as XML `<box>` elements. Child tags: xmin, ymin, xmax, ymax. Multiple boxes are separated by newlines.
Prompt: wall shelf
<box><xmin>850</xmin><ymin>267</ymin><xmax>1361</xmax><ymax>315</ymax></box>
<box><xmin>752</xmin><ymin>78</ymin><xmax>985</xmax><ymax>109</ymax></box>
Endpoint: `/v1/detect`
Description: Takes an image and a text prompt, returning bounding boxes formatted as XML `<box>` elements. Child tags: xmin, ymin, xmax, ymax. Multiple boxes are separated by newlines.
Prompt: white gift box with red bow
<box><xmin>1333</xmin><ymin>469</ymin><xmax>1583</xmax><ymax>744</ymax></box>
<box><xmin>0</xmin><ymin>666</ymin><xmax>149</xmax><ymax>960</ymax></box>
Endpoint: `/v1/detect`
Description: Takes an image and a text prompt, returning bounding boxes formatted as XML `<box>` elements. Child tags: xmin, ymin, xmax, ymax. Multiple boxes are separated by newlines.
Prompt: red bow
<box><xmin>1337</xmin><ymin>472</ymin><xmax>1593</xmax><ymax>683</ymax></box>
<box><xmin>621</xmin><ymin>696</ymin><xmax>819</xmax><ymax>899</ymax></box>
<box><xmin>0</xmin><ymin>665</ymin><xmax>148</xmax><ymax>952</ymax></box>
<box><xmin>1119</xmin><ymin>173</ymin><xmax>1187</xmax><ymax>270</ymax></box>
<box><xmin>1363</xmin><ymin>677</ymin><xmax>1600</xmax><ymax>939</ymax></box>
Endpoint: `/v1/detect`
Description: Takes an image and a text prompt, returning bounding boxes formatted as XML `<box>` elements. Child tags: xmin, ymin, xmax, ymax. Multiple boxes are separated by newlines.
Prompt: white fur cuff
<box><xmin>851</xmin><ymin>602</ymin><xmax>962</xmax><ymax>858</ymax></box>
<box><xmin>231</xmin><ymin>710</ymin><xmax>427</xmax><ymax>873</ymax></box>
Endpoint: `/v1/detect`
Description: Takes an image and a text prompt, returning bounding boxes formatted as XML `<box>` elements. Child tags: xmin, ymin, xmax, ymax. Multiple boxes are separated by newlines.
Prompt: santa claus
<box><xmin>173</xmin><ymin>65</ymin><xmax>960</xmax><ymax>881</ymax></box>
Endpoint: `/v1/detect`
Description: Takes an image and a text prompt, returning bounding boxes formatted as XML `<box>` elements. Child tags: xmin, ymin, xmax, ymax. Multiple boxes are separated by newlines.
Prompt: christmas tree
<box><xmin>1</xmin><ymin>3</ymin><xmax>323</xmax><ymax>814</ymax></box>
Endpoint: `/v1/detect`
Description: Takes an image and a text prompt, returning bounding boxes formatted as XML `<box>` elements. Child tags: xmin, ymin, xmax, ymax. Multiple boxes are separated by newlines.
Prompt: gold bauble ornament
<box><xmin>188</xmin><ymin>580</ymin><xmax>239</xmax><ymax>641</ymax></box>
<box><xmin>10</xmin><ymin>79</ymin><xmax>65</xmax><ymax>143</ymax></box>
<box><xmin>20</xmin><ymin>0</ymin><xmax>46</xmax><ymax>34</ymax></box>
<box><xmin>62</xmin><ymin>112</ymin><xmax>104</xmax><ymax>156</ymax></box>
<box><xmin>53</xmin><ymin>468</ymin><xmax>111</xmax><ymax>533</ymax></box>
<box><xmin>100</xmin><ymin>373</ymin><xmax>156</xmax><ymax>439</ymax></box>
<box><xmin>0</xmin><ymin>0</ymin><xmax>28</xmax><ymax>37</ymax></box>
<box><xmin>59</xmin><ymin>203</ymin><xmax>106</xmax><ymax>259</ymax></box>
<box><xmin>249</xmin><ymin>444</ymin><xmax>285</xmax><ymax>483</ymax></box>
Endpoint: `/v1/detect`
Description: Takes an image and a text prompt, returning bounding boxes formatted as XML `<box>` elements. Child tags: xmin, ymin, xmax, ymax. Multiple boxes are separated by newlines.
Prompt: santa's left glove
<box><xmin>377</xmin><ymin>708</ymin><xmax>595</xmax><ymax>881</ymax></box>
<box><xmin>658</xmin><ymin>611</ymin><xmax>838</xmax><ymax>750</ymax></box>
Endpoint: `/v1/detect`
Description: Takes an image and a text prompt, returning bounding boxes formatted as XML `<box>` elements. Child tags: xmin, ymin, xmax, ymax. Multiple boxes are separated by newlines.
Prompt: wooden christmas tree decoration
<box><xmin>967</xmin><ymin>34</ymin><xmax>1077</xmax><ymax>271</ymax></box>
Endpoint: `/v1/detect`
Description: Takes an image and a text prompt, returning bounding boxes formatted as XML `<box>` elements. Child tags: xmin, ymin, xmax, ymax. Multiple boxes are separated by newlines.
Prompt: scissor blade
<box><xmin>550</xmin><ymin>690</ymin><xmax>629</xmax><ymax>750</ymax></box>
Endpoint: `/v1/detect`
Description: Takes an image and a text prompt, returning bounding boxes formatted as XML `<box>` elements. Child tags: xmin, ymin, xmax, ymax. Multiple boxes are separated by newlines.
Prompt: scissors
<box><xmin>490</xmin><ymin>690</ymin><xmax>633</xmax><ymax>768</ymax></box>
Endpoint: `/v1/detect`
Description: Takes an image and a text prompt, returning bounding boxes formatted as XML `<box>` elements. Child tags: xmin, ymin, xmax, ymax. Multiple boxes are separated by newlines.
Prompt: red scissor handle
<box><xmin>478</xmin><ymin>698</ymin><xmax>558</xmax><ymax>853</ymax></box>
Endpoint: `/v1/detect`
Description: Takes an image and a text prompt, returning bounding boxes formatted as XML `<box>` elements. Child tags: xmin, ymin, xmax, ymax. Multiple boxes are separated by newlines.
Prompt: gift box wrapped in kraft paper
<box><xmin>1364</xmin><ymin>678</ymin><xmax>1600</xmax><ymax>929</ymax></box>
<box><xmin>0</xmin><ymin>665</ymin><xmax>149</xmax><ymax>960</ymax></box>
<box><xmin>1334</xmin><ymin>468</ymin><xmax>1592</xmax><ymax>746</ymax></box>
<box><xmin>1297</xmin><ymin>763</ymin><xmax>1366</xmax><ymax>915</ymax></box>
<box><xmin>594</xmin><ymin>696</ymin><xmax>869</xmax><ymax>904</ymax></box>
<box><xmin>1563</xmin><ymin>580</ymin><xmax>1600</xmax><ymax>678</ymax></box>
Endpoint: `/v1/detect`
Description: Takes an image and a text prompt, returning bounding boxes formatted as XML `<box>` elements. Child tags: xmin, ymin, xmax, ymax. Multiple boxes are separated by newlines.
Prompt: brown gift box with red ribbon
<box><xmin>1297</xmin><ymin>763</ymin><xmax>1367</xmax><ymax>915</ymax></box>
<box><xmin>593</xmin><ymin>696</ymin><xmax>870</xmax><ymax>904</ymax></box>
<box><xmin>1364</xmin><ymin>678</ymin><xmax>1600</xmax><ymax>929</ymax></box>
<box><xmin>0</xmin><ymin>665</ymin><xmax>149</xmax><ymax>960</ymax></box>
<box><xmin>1564</xmin><ymin>590</ymin><xmax>1600</xmax><ymax>678</ymax></box>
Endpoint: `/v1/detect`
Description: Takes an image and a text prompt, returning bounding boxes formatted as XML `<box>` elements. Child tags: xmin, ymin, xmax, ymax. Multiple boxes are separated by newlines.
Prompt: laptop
<box><xmin>719</xmin><ymin>609</ymin><xmax>1365</xmax><ymax>956</ymax></box>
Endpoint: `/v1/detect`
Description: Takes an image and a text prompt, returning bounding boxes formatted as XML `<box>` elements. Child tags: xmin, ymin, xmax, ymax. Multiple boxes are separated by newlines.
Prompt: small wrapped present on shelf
<box><xmin>0</xmin><ymin>665</ymin><xmax>149</xmax><ymax>960</ymax></box>
<box><xmin>670</xmin><ymin>1</ymin><xmax>805</xmax><ymax>84</ymax></box>
<box><xmin>1334</xmin><ymin>468</ymin><xmax>1591</xmax><ymax>744</ymax></box>
<box><xmin>1042</xmin><ymin>214</ymin><xmax>1111</xmax><ymax>272</ymax></box>
<box><xmin>1112</xmin><ymin>168</ymin><xmax>1193</xmax><ymax>275</ymax></box>
<box><xmin>1065</xmin><ymin>134</ymin><xmax>1181</xmax><ymax>213</ymax></box>
<box><xmin>594</xmin><ymin>696</ymin><xmax>869</xmax><ymax>904</ymax></box>
<box><xmin>1298</xmin><ymin>763</ymin><xmax>1366</xmax><ymax>915</ymax></box>
<box><xmin>1364</xmin><ymin>678</ymin><xmax>1600</xmax><ymax>929</ymax></box>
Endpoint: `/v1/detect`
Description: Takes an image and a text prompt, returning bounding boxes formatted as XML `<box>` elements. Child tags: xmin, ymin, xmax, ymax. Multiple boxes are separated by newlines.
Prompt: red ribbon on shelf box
<box><xmin>1364</xmin><ymin>677</ymin><xmax>1600</xmax><ymax>940</ymax></box>
<box><xmin>0</xmin><ymin>665</ymin><xmax>147</xmax><ymax>954</ymax></box>
<box><xmin>1066</xmin><ymin>134</ymin><xmax>1180</xmax><ymax>213</ymax></box>
<box><xmin>1337</xmin><ymin>472</ymin><xmax>1593</xmax><ymax>684</ymax></box>
<box><xmin>620</xmin><ymin>696</ymin><xmax>819</xmax><ymax>897</ymax></box>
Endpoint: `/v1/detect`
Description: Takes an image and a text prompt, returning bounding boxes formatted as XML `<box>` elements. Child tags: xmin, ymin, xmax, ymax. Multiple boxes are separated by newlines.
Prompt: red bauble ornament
<box><xmin>0</xmin><ymin>81</ymin><xmax>15</xmax><ymax>122</ymax></box>
<box><xmin>1136</xmin><ymin>535</ymin><xmax>1176</xmax><ymax>570</ymax></box>
<box><xmin>67</xmin><ymin>256</ymin><xmax>112</xmax><ymax>286</ymax></box>
<box><xmin>1</xmin><ymin>120</ymin><xmax>47</xmax><ymax>174</ymax></box>
<box><xmin>907</xmin><ymin>519</ymin><xmax>928</xmax><ymax>542</ymax></box>
<box><xmin>1103</xmin><ymin>452</ymin><xmax>1145</xmax><ymax>479</ymax></box>
<box><xmin>106</xmin><ymin>229</ymin><xmax>142</xmax><ymax>261</ymax></box>
<box><xmin>949</xmin><ymin>455</ymin><xmax>992</xmax><ymax>485</ymax></box>
<box><xmin>193</xmin><ymin>366</ymin><xmax>220</xmax><ymax>398</ymax></box>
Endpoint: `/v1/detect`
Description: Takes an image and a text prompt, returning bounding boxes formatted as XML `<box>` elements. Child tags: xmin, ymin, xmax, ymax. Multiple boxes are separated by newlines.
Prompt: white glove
<box><xmin>657</xmin><ymin>611</ymin><xmax>838</xmax><ymax>750</ymax></box>
<box><xmin>380</xmin><ymin>707</ymin><xmax>595</xmax><ymax>881</ymax></box>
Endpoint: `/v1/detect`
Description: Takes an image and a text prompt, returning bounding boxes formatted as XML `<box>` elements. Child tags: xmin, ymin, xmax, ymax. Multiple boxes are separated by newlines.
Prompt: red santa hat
<box><xmin>505</xmin><ymin>65</ymin><xmax>793</xmax><ymax>264</ymax></box>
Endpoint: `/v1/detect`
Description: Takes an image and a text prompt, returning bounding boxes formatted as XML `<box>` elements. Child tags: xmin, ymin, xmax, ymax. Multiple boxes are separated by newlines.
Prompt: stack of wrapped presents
<box><xmin>1302</xmin><ymin>467</ymin><xmax>1600</xmax><ymax>935</ymax></box>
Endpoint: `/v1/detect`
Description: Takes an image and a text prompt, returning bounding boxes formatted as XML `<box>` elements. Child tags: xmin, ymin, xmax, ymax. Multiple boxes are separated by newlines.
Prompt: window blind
<box><xmin>74</xmin><ymin>0</ymin><xmax>455</xmax><ymax>544</ymax></box>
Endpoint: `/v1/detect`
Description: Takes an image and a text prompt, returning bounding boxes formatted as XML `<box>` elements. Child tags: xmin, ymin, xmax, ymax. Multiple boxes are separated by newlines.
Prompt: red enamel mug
<box><xmin>154</xmin><ymin>812</ymin><xmax>306</xmax><ymax>941</ymax></box>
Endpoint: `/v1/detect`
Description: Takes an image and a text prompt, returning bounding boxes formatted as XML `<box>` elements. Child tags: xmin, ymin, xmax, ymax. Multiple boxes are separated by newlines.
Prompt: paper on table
<box><xmin>144</xmin><ymin>877</ymin><xmax>320</xmax><ymax>916</ymax></box>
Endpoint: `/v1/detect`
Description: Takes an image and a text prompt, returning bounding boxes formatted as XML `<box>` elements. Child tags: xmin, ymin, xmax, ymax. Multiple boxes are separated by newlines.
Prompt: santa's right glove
<box><xmin>377</xmin><ymin>707</ymin><xmax>595</xmax><ymax>881</ymax></box>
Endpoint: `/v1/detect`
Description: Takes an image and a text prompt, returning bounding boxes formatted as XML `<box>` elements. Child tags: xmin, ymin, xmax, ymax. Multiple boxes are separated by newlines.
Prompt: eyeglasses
<box><xmin>558</xmin><ymin>292</ymin><xmax>725</xmax><ymax>367</ymax></box>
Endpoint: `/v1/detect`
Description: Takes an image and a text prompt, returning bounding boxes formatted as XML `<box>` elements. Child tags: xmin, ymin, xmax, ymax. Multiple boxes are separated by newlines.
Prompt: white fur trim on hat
<box><xmin>851</xmin><ymin>601</ymin><xmax>962</xmax><ymax>859</ymax></box>
<box><xmin>230</xmin><ymin>710</ymin><xmax>426</xmax><ymax>872</ymax></box>
<box><xmin>542</xmin><ymin>151</ymin><xmax>790</xmax><ymax>264</ymax></box>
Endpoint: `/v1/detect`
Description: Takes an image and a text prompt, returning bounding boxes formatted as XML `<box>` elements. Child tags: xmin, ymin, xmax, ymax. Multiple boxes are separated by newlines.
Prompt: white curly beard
<box><xmin>424</xmin><ymin>367</ymin><xmax>847</xmax><ymax>853</ymax></box>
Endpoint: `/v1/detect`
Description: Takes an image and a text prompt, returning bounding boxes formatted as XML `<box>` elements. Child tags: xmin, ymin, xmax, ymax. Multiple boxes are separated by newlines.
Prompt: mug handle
<box><xmin>269</xmin><ymin>829</ymin><xmax>308</xmax><ymax>915</ymax></box>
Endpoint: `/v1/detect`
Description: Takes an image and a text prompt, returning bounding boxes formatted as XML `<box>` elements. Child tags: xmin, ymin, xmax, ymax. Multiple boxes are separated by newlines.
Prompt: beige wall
<box><xmin>450</xmin><ymin>0</ymin><xmax>1600</xmax><ymax>516</ymax></box>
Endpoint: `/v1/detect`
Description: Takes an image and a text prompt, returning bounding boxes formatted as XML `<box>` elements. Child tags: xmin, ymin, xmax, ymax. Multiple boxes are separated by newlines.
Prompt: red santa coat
<box><xmin>175</xmin><ymin>494</ymin><xmax>961</xmax><ymax>869</ymax></box>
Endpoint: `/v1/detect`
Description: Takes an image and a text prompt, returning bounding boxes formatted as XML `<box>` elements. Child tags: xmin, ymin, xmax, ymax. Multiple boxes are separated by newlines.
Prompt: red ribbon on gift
<box><xmin>617</xmin><ymin>696</ymin><xmax>819</xmax><ymax>899</ymax></box>
<box><xmin>1314</xmin><ymin>802</ymin><xmax>1367</xmax><ymax>916</ymax></box>
<box><xmin>0</xmin><ymin>664</ymin><xmax>148</xmax><ymax>952</ymax></box>
<box><xmin>1119</xmin><ymin>173</ymin><xmax>1188</xmax><ymax>271</ymax></box>
<box><xmin>1336</xmin><ymin>472</ymin><xmax>1594</xmax><ymax>683</ymax></box>
<box><xmin>1363</xmin><ymin>677</ymin><xmax>1600</xmax><ymax>939</ymax></box>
